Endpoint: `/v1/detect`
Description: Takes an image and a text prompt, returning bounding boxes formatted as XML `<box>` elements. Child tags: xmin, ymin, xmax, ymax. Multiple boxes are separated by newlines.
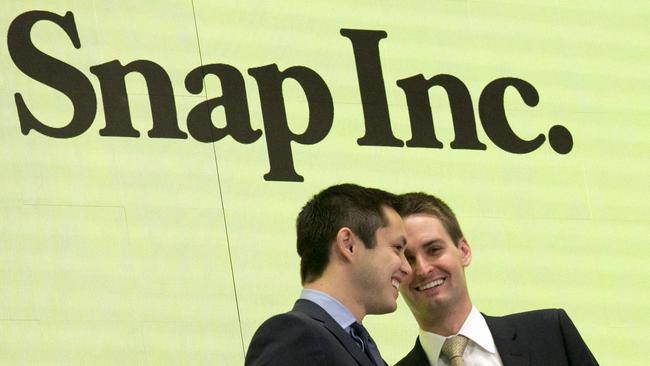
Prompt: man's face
<box><xmin>355</xmin><ymin>207</ymin><xmax>411</xmax><ymax>315</ymax></box>
<box><xmin>399</xmin><ymin>214</ymin><xmax>472</xmax><ymax>321</ymax></box>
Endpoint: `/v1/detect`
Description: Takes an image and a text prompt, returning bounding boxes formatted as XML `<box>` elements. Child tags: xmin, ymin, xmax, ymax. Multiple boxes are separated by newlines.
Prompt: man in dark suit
<box><xmin>245</xmin><ymin>184</ymin><xmax>412</xmax><ymax>366</ymax></box>
<box><xmin>394</xmin><ymin>192</ymin><xmax>599</xmax><ymax>366</ymax></box>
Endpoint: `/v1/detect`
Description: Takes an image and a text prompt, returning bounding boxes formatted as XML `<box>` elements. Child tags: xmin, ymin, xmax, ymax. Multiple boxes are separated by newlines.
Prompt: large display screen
<box><xmin>1</xmin><ymin>1</ymin><xmax>648</xmax><ymax>364</ymax></box>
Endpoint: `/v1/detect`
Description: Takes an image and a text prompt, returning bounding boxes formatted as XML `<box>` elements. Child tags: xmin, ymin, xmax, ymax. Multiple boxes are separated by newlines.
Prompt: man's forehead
<box><xmin>376</xmin><ymin>206</ymin><xmax>406</xmax><ymax>241</ymax></box>
<box><xmin>379</xmin><ymin>205</ymin><xmax>404</xmax><ymax>225</ymax></box>
<box><xmin>403</xmin><ymin>214</ymin><xmax>452</xmax><ymax>243</ymax></box>
<box><xmin>380</xmin><ymin>204</ymin><xmax>399</xmax><ymax>217</ymax></box>
<box><xmin>403</xmin><ymin>213</ymin><xmax>446</xmax><ymax>232</ymax></box>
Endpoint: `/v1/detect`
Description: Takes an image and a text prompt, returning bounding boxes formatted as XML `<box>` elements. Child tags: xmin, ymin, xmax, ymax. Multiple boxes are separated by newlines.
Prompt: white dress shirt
<box><xmin>418</xmin><ymin>306</ymin><xmax>504</xmax><ymax>366</ymax></box>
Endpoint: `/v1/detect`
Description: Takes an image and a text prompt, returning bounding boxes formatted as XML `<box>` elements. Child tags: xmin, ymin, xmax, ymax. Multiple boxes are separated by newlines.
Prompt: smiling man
<box><xmin>245</xmin><ymin>184</ymin><xmax>411</xmax><ymax>366</ymax></box>
<box><xmin>395</xmin><ymin>192</ymin><xmax>599</xmax><ymax>366</ymax></box>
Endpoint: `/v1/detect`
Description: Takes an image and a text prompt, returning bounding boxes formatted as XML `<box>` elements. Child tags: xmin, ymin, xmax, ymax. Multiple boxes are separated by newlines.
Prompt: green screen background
<box><xmin>1</xmin><ymin>1</ymin><xmax>648</xmax><ymax>364</ymax></box>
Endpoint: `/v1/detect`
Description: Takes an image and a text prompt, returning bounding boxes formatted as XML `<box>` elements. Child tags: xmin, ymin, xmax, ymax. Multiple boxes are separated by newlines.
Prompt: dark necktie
<box><xmin>349</xmin><ymin>322</ymin><xmax>383</xmax><ymax>366</ymax></box>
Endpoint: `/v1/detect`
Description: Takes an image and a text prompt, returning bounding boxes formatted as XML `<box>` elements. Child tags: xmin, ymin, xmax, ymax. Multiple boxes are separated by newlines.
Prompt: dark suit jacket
<box><xmin>245</xmin><ymin>299</ymin><xmax>383</xmax><ymax>366</ymax></box>
<box><xmin>395</xmin><ymin>309</ymin><xmax>598</xmax><ymax>366</ymax></box>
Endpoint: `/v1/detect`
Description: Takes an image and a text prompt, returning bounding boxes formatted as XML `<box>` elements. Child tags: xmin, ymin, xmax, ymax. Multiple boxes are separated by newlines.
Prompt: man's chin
<box><xmin>407</xmin><ymin>294</ymin><xmax>451</xmax><ymax>313</ymax></box>
<box><xmin>385</xmin><ymin>301</ymin><xmax>398</xmax><ymax>313</ymax></box>
<box><xmin>372</xmin><ymin>300</ymin><xmax>398</xmax><ymax>315</ymax></box>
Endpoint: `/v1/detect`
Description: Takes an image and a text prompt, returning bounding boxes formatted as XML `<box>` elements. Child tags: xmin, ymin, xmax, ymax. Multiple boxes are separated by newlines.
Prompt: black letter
<box><xmin>89</xmin><ymin>60</ymin><xmax>187</xmax><ymax>138</ymax></box>
<box><xmin>7</xmin><ymin>10</ymin><xmax>96</xmax><ymax>137</ymax></box>
<box><xmin>185</xmin><ymin>64</ymin><xmax>261</xmax><ymax>143</ymax></box>
<box><xmin>397</xmin><ymin>74</ymin><xmax>486</xmax><ymax>150</ymax></box>
<box><xmin>479</xmin><ymin>77</ymin><xmax>545</xmax><ymax>153</ymax></box>
<box><xmin>248</xmin><ymin>64</ymin><xmax>334</xmax><ymax>182</ymax></box>
<box><xmin>340</xmin><ymin>29</ymin><xmax>403</xmax><ymax>147</ymax></box>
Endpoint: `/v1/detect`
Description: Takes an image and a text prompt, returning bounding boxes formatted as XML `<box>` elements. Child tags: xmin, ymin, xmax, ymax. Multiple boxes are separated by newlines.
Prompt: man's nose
<box><xmin>400</xmin><ymin>252</ymin><xmax>412</xmax><ymax>275</ymax></box>
<box><xmin>413</xmin><ymin>254</ymin><xmax>431</xmax><ymax>277</ymax></box>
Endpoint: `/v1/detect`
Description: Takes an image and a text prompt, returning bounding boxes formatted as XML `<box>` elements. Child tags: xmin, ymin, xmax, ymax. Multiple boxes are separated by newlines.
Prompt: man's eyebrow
<box><xmin>404</xmin><ymin>238</ymin><xmax>442</xmax><ymax>256</ymax></box>
<box><xmin>417</xmin><ymin>239</ymin><xmax>443</xmax><ymax>251</ymax></box>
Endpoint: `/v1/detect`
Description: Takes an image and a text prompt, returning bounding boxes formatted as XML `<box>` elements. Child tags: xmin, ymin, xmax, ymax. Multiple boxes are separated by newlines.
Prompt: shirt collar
<box><xmin>299</xmin><ymin>289</ymin><xmax>357</xmax><ymax>329</ymax></box>
<box><xmin>418</xmin><ymin>306</ymin><xmax>498</xmax><ymax>364</ymax></box>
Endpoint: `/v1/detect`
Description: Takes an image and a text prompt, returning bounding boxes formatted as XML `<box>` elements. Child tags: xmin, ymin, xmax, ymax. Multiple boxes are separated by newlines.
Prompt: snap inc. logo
<box><xmin>7</xmin><ymin>10</ymin><xmax>573</xmax><ymax>182</ymax></box>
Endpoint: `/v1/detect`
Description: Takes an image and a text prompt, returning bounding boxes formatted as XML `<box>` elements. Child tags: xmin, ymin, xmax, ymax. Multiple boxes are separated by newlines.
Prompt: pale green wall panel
<box><xmin>1</xmin><ymin>1</ymin><xmax>648</xmax><ymax>364</ymax></box>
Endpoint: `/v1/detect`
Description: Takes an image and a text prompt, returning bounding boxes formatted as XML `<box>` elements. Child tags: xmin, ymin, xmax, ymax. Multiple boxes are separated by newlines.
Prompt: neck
<box><xmin>418</xmin><ymin>299</ymin><xmax>473</xmax><ymax>336</ymax></box>
<box><xmin>304</xmin><ymin>277</ymin><xmax>366</xmax><ymax>322</ymax></box>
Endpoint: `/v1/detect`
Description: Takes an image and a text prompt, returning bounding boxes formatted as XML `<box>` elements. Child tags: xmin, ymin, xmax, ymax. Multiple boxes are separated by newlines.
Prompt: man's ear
<box><xmin>334</xmin><ymin>227</ymin><xmax>356</xmax><ymax>262</ymax></box>
<box><xmin>458</xmin><ymin>237</ymin><xmax>472</xmax><ymax>267</ymax></box>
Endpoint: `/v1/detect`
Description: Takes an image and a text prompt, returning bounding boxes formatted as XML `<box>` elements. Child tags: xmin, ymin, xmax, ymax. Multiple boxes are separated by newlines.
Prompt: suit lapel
<box><xmin>293</xmin><ymin>300</ymin><xmax>376</xmax><ymax>366</ymax></box>
<box><xmin>400</xmin><ymin>338</ymin><xmax>430</xmax><ymax>366</ymax></box>
<box><xmin>484</xmin><ymin>315</ymin><xmax>529</xmax><ymax>366</ymax></box>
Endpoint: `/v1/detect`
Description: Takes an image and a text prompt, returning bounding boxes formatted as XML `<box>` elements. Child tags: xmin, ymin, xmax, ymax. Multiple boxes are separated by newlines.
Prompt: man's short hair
<box><xmin>296</xmin><ymin>183</ymin><xmax>397</xmax><ymax>284</ymax></box>
<box><xmin>396</xmin><ymin>192</ymin><xmax>464</xmax><ymax>246</ymax></box>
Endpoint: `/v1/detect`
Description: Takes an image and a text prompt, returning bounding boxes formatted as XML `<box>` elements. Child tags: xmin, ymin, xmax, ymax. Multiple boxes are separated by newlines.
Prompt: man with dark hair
<box><xmin>395</xmin><ymin>192</ymin><xmax>599</xmax><ymax>366</ymax></box>
<box><xmin>246</xmin><ymin>184</ymin><xmax>412</xmax><ymax>366</ymax></box>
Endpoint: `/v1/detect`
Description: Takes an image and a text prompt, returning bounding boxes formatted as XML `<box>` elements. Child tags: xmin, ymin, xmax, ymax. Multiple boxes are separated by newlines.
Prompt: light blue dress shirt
<box><xmin>300</xmin><ymin>288</ymin><xmax>357</xmax><ymax>331</ymax></box>
<box><xmin>300</xmin><ymin>289</ymin><xmax>383</xmax><ymax>365</ymax></box>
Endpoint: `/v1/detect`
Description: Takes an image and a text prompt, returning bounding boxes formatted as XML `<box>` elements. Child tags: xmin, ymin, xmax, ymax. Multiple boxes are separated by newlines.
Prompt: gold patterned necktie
<box><xmin>440</xmin><ymin>335</ymin><xmax>469</xmax><ymax>366</ymax></box>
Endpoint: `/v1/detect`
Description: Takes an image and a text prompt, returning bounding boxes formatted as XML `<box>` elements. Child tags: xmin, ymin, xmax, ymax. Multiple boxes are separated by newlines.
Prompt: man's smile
<box><xmin>414</xmin><ymin>277</ymin><xmax>445</xmax><ymax>291</ymax></box>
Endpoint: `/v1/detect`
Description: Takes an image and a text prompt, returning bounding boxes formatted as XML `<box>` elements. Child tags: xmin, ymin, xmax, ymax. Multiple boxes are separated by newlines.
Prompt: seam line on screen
<box><xmin>191</xmin><ymin>0</ymin><xmax>246</xmax><ymax>358</ymax></box>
